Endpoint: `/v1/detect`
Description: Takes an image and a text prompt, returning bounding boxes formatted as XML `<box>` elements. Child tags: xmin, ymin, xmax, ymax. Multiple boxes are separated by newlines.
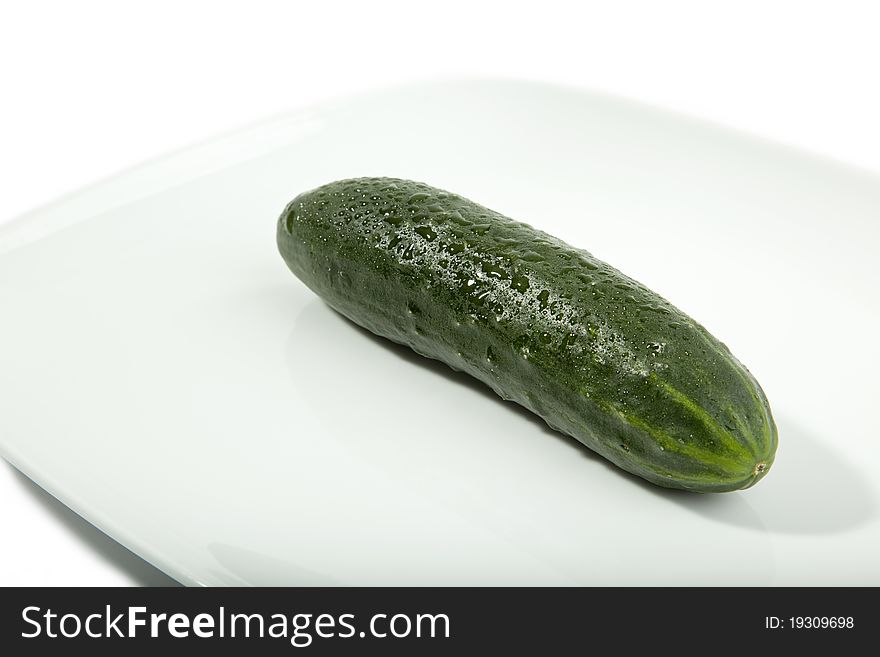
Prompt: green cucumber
<box><xmin>277</xmin><ymin>177</ymin><xmax>777</xmax><ymax>492</ymax></box>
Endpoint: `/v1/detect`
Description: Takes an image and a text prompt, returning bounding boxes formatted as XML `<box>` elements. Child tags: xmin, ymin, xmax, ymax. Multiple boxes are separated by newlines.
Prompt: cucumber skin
<box><xmin>277</xmin><ymin>177</ymin><xmax>777</xmax><ymax>492</ymax></box>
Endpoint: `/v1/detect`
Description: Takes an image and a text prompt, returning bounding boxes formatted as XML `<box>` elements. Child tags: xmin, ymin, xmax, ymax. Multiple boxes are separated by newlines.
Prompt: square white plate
<box><xmin>1</xmin><ymin>80</ymin><xmax>878</xmax><ymax>585</ymax></box>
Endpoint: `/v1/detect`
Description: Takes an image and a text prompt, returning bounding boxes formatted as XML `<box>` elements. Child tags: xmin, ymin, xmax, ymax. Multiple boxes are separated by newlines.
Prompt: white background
<box><xmin>1</xmin><ymin>0</ymin><xmax>879</xmax><ymax>585</ymax></box>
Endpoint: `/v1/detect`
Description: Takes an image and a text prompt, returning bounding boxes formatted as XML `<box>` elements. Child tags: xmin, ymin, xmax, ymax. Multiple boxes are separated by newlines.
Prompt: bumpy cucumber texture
<box><xmin>277</xmin><ymin>177</ymin><xmax>777</xmax><ymax>492</ymax></box>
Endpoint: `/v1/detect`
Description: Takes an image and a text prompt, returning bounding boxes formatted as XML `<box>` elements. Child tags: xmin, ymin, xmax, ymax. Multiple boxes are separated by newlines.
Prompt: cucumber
<box><xmin>277</xmin><ymin>177</ymin><xmax>777</xmax><ymax>492</ymax></box>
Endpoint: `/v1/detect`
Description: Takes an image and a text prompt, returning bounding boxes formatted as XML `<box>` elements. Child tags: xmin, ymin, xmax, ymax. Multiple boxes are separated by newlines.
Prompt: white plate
<box><xmin>1</xmin><ymin>81</ymin><xmax>878</xmax><ymax>586</ymax></box>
